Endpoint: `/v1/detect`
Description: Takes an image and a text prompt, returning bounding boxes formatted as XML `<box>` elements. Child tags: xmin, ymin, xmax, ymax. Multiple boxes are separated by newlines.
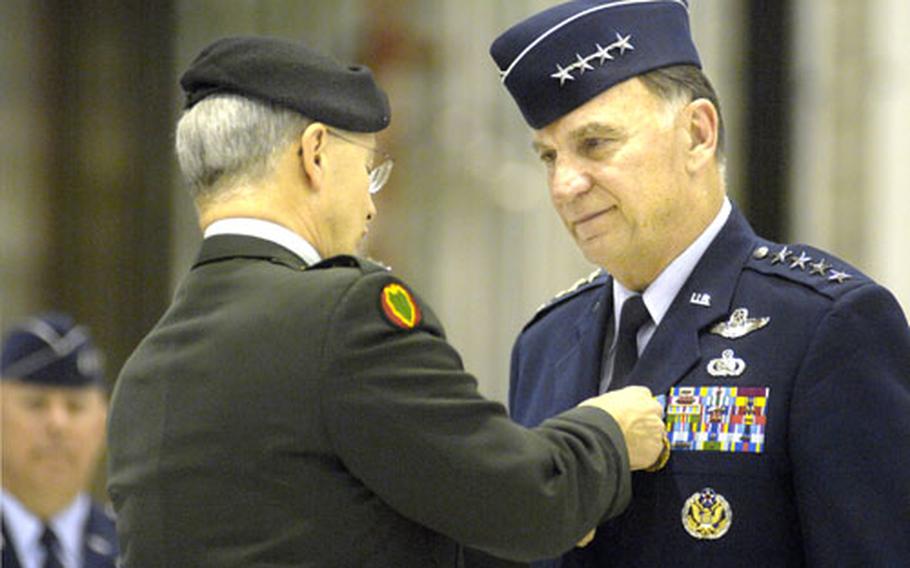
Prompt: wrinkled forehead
<box><xmin>531</xmin><ymin>76</ymin><xmax>657</xmax><ymax>144</ymax></box>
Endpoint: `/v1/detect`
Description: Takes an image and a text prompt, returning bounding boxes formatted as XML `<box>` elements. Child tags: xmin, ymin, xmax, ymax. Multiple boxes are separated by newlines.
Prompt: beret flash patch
<box><xmin>380</xmin><ymin>283</ymin><xmax>421</xmax><ymax>330</ymax></box>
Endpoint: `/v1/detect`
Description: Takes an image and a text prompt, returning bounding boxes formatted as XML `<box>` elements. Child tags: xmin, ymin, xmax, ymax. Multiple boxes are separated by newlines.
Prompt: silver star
<box><xmin>574</xmin><ymin>54</ymin><xmax>595</xmax><ymax>74</ymax></box>
<box><xmin>828</xmin><ymin>270</ymin><xmax>852</xmax><ymax>284</ymax></box>
<box><xmin>790</xmin><ymin>251</ymin><xmax>812</xmax><ymax>270</ymax></box>
<box><xmin>550</xmin><ymin>64</ymin><xmax>576</xmax><ymax>86</ymax></box>
<box><xmin>614</xmin><ymin>33</ymin><xmax>635</xmax><ymax>55</ymax></box>
<box><xmin>770</xmin><ymin>245</ymin><xmax>791</xmax><ymax>265</ymax></box>
<box><xmin>809</xmin><ymin>258</ymin><xmax>832</xmax><ymax>276</ymax></box>
<box><xmin>593</xmin><ymin>43</ymin><xmax>614</xmax><ymax>64</ymax></box>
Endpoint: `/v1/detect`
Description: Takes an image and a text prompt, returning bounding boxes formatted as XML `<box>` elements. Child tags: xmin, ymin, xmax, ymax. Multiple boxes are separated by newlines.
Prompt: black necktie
<box><xmin>40</xmin><ymin>525</ymin><xmax>64</xmax><ymax>568</ymax></box>
<box><xmin>611</xmin><ymin>295</ymin><xmax>651</xmax><ymax>389</ymax></box>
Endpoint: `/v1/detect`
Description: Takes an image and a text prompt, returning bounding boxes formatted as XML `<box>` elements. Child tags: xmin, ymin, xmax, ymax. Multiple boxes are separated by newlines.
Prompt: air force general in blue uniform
<box><xmin>1</xmin><ymin>314</ymin><xmax>118</xmax><ymax>568</ymax></box>
<box><xmin>490</xmin><ymin>1</ymin><xmax>910</xmax><ymax>566</ymax></box>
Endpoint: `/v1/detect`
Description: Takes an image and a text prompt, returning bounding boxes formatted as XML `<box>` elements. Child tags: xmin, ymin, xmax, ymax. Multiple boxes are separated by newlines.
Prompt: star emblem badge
<box><xmin>574</xmin><ymin>54</ymin><xmax>595</xmax><ymax>74</ymax></box>
<box><xmin>790</xmin><ymin>251</ymin><xmax>812</xmax><ymax>270</ymax></box>
<box><xmin>809</xmin><ymin>258</ymin><xmax>832</xmax><ymax>276</ymax></box>
<box><xmin>550</xmin><ymin>64</ymin><xmax>575</xmax><ymax>86</ymax></box>
<box><xmin>770</xmin><ymin>245</ymin><xmax>791</xmax><ymax>265</ymax></box>
<box><xmin>828</xmin><ymin>270</ymin><xmax>852</xmax><ymax>284</ymax></box>
<box><xmin>614</xmin><ymin>33</ymin><xmax>635</xmax><ymax>55</ymax></box>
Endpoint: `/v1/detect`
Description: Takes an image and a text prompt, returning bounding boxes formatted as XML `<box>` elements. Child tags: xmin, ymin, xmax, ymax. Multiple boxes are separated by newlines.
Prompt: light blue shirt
<box><xmin>203</xmin><ymin>218</ymin><xmax>322</xmax><ymax>266</ymax></box>
<box><xmin>600</xmin><ymin>197</ymin><xmax>732</xmax><ymax>392</ymax></box>
<box><xmin>1</xmin><ymin>490</ymin><xmax>90</xmax><ymax>568</ymax></box>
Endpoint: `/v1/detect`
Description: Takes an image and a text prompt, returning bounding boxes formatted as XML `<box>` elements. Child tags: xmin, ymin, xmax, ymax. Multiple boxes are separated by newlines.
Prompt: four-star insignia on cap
<box><xmin>549</xmin><ymin>33</ymin><xmax>634</xmax><ymax>88</ymax></box>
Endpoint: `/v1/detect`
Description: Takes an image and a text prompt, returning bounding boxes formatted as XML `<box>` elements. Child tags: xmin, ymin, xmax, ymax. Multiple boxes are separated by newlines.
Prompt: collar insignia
<box><xmin>690</xmin><ymin>292</ymin><xmax>712</xmax><ymax>307</ymax></box>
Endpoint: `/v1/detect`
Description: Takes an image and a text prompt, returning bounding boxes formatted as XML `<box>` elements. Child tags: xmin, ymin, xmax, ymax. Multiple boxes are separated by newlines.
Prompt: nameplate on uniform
<box><xmin>665</xmin><ymin>386</ymin><xmax>769</xmax><ymax>453</ymax></box>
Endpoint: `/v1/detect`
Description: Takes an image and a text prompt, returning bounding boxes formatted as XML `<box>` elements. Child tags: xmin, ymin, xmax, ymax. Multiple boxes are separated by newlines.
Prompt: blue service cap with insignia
<box><xmin>490</xmin><ymin>0</ymin><xmax>701</xmax><ymax>129</ymax></box>
<box><xmin>1</xmin><ymin>313</ymin><xmax>106</xmax><ymax>389</ymax></box>
<box><xmin>181</xmin><ymin>36</ymin><xmax>391</xmax><ymax>133</ymax></box>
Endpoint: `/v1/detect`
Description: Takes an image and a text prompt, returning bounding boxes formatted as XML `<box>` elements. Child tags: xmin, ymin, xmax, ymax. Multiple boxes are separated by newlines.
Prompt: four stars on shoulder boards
<box><xmin>752</xmin><ymin>245</ymin><xmax>853</xmax><ymax>284</ymax></box>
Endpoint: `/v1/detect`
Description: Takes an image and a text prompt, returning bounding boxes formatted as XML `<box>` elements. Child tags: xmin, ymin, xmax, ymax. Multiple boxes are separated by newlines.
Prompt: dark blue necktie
<box><xmin>611</xmin><ymin>295</ymin><xmax>651</xmax><ymax>389</ymax></box>
<box><xmin>41</xmin><ymin>525</ymin><xmax>64</xmax><ymax>568</ymax></box>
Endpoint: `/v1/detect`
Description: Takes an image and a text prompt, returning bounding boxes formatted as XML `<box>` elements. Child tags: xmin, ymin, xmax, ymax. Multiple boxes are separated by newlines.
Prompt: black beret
<box><xmin>491</xmin><ymin>0</ymin><xmax>701</xmax><ymax>129</ymax></box>
<box><xmin>1</xmin><ymin>312</ymin><xmax>106</xmax><ymax>389</ymax></box>
<box><xmin>180</xmin><ymin>36</ymin><xmax>390</xmax><ymax>133</ymax></box>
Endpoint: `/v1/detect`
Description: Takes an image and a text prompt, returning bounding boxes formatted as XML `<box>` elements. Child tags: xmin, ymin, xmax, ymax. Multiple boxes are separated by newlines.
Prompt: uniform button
<box><xmin>753</xmin><ymin>246</ymin><xmax>769</xmax><ymax>260</ymax></box>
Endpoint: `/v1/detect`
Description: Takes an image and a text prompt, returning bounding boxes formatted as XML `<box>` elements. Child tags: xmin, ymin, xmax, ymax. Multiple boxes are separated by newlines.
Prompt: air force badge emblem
<box><xmin>710</xmin><ymin>308</ymin><xmax>770</xmax><ymax>339</ymax></box>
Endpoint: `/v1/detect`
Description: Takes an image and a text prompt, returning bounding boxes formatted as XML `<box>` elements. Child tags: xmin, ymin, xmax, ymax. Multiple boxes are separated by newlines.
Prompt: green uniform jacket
<box><xmin>107</xmin><ymin>235</ymin><xmax>631</xmax><ymax>567</ymax></box>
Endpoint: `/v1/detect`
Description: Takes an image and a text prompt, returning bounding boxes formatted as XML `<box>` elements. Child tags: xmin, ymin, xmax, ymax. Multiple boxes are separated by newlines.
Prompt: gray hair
<box><xmin>638</xmin><ymin>65</ymin><xmax>726</xmax><ymax>163</ymax></box>
<box><xmin>175</xmin><ymin>94</ymin><xmax>310</xmax><ymax>200</ymax></box>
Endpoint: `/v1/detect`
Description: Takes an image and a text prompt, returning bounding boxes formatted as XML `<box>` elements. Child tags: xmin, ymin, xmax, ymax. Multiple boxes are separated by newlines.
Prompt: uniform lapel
<box><xmin>556</xmin><ymin>279</ymin><xmax>614</xmax><ymax>403</ymax></box>
<box><xmin>81</xmin><ymin>506</ymin><xmax>117</xmax><ymax>568</ymax></box>
<box><xmin>626</xmin><ymin>207</ymin><xmax>758</xmax><ymax>396</ymax></box>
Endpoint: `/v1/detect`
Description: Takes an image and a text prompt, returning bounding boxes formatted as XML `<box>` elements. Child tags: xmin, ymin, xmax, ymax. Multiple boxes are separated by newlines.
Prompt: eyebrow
<box><xmin>531</xmin><ymin>121</ymin><xmax>626</xmax><ymax>154</ymax></box>
<box><xmin>569</xmin><ymin>122</ymin><xmax>624</xmax><ymax>140</ymax></box>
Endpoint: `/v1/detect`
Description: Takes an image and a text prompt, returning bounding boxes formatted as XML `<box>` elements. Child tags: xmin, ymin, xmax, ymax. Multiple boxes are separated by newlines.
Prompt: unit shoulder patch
<box><xmin>379</xmin><ymin>282</ymin><xmax>422</xmax><ymax>330</ymax></box>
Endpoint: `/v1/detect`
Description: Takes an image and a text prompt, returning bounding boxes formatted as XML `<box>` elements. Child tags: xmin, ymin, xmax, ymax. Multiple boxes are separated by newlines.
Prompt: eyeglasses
<box><xmin>327</xmin><ymin>130</ymin><xmax>394</xmax><ymax>195</ymax></box>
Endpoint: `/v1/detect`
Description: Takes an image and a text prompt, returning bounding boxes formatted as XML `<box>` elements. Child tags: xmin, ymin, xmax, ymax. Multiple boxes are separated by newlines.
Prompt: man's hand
<box><xmin>579</xmin><ymin>386</ymin><xmax>666</xmax><ymax>470</ymax></box>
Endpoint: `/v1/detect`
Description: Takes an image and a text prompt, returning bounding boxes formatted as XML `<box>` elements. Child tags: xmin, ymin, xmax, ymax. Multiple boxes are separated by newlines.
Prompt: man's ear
<box><xmin>683</xmin><ymin>98</ymin><xmax>719</xmax><ymax>174</ymax></box>
<box><xmin>300</xmin><ymin>122</ymin><xmax>328</xmax><ymax>190</ymax></box>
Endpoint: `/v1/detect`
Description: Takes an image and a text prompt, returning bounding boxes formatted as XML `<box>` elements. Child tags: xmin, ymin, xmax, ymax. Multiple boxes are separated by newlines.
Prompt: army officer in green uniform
<box><xmin>106</xmin><ymin>36</ymin><xmax>668</xmax><ymax>567</ymax></box>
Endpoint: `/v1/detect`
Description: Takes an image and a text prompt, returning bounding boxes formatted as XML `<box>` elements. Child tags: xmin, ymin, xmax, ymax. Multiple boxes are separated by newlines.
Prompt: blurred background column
<box><xmin>791</xmin><ymin>0</ymin><xmax>910</xmax><ymax>311</ymax></box>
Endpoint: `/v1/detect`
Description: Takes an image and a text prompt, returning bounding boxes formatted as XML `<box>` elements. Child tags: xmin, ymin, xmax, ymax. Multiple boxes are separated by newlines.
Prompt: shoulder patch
<box><xmin>380</xmin><ymin>282</ymin><xmax>422</xmax><ymax>330</ymax></box>
<box><xmin>746</xmin><ymin>241</ymin><xmax>869</xmax><ymax>298</ymax></box>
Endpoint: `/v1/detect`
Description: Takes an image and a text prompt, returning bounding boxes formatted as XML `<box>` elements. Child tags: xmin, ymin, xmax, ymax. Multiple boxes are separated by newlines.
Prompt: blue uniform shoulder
<box><xmin>746</xmin><ymin>240</ymin><xmax>871</xmax><ymax>299</ymax></box>
<box><xmin>524</xmin><ymin>269</ymin><xmax>607</xmax><ymax>330</ymax></box>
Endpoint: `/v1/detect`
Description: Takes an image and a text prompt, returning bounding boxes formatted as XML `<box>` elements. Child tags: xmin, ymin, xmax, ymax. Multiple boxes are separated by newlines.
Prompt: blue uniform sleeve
<box><xmin>789</xmin><ymin>283</ymin><xmax>910</xmax><ymax>565</ymax></box>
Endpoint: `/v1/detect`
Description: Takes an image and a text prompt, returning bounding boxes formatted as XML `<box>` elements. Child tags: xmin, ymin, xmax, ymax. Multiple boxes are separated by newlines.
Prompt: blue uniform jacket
<box><xmin>1</xmin><ymin>502</ymin><xmax>118</xmax><ymax>568</ymax></box>
<box><xmin>510</xmin><ymin>207</ymin><xmax>910</xmax><ymax>567</ymax></box>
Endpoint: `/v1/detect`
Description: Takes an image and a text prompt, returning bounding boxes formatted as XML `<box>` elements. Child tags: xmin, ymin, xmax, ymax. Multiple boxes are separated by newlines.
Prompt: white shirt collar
<box><xmin>612</xmin><ymin>197</ymin><xmax>732</xmax><ymax>334</ymax></box>
<box><xmin>203</xmin><ymin>218</ymin><xmax>322</xmax><ymax>266</ymax></box>
<box><xmin>2</xmin><ymin>490</ymin><xmax>90</xmax><ymax>568</ymax></box>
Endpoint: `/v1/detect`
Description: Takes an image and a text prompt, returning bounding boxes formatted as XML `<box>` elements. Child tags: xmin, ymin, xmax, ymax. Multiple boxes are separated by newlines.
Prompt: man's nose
<box><xmin>550</xmin><ymin>160</ymin><xmax>592</xmax><ymax>202</ymax></box>
<box><xmin>44</xmin><ymin>401</ymin><xmax>71</xmax><ymax>432</ymax></box>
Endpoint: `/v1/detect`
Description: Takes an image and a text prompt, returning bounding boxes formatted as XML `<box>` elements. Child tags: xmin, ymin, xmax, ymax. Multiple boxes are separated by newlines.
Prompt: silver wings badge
<box><xmin>710</xmin><ymin>308</ymin><xmax>770</xmax><ymax>339</ymax></box>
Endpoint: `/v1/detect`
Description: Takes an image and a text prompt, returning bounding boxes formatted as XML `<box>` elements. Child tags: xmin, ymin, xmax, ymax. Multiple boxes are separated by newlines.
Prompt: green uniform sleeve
<box><xmin>319</xmin><ymin>271</ymin><xmax>630</xmax><ymax>561</ymax></box>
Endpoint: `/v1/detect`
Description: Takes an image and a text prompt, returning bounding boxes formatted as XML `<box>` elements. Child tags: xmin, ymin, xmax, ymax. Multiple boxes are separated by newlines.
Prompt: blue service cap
<box><xmin>490</xmin><ymin>0</ymin><xmax>701</xmax><ymax>129</ymax></box>
<box><xmin>1</xmin><ymin>313</ymin><xmax>105</xmax><ymax>389</ymax></box>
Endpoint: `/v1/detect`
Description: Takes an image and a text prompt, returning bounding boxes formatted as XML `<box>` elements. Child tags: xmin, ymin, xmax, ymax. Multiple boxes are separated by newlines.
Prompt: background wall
<box><xmin>3</xmin><ymin>0</ymin><xmax>908</xmax><ymax>408</ymax></box>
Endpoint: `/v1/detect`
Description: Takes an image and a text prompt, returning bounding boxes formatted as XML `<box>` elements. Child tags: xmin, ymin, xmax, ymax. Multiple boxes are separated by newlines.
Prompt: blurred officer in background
<box><xmin>490</xmin><ymin>0</ymin><xmax>910</xmax><ymax>566</ymax></box>
<box><xmin>1</xmin><ymin>313</ymin><xmax>117</xmax><ymax>568</ymax></box>
<box><xmin>106</xmin><ymin>36</ymin><xmax>667</xmax><ymax>567</ymax></box>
